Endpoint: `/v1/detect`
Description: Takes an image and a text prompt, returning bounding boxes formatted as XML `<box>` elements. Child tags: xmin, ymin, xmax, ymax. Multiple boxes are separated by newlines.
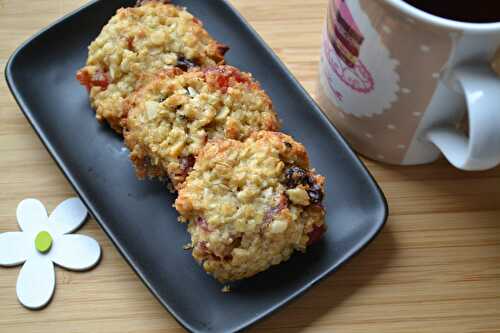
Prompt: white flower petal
<box><xmin>50</xmin><ymin>234</ymin><xmax>101</xmax><ymax>271</ymax></box>
<box><xmin>16</xmin><ymin>254</ymin><xmax>55</xmax><ymax>309</ymax></box>
<box><xmin>16</xmin><ymin>199</ymin><xmax>48</xmax><ymax>233</ymax></box>
<box><xmin>0</xmin><ymin>232</ymin><xmax>33</xmax><ymax>266</ymax></box>
<box><xmin>48</xmin><ymin>198</ymin><xmax>88</xmax><ymax>235</ymax></box>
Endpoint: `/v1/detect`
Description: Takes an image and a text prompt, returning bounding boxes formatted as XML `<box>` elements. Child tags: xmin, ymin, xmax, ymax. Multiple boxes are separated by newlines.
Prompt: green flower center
<box><xmin>35</xmin><ymin>231</ymin><xmax>52</xmax><ymax>253</ymax></box>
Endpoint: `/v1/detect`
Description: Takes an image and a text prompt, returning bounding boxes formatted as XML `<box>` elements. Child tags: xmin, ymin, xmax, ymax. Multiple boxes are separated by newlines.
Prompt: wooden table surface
<box><xmin>1</xmin><ymin>1</ymin><xmax>499</xmax><ymax>332</ymax></box>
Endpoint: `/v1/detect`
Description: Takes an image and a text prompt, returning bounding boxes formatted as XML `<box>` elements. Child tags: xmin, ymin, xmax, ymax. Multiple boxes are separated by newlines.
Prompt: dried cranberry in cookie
<box><xmin>175</xmin><ymin>131</ymin><xmax>326</xmax><ymax>282</ymax></box>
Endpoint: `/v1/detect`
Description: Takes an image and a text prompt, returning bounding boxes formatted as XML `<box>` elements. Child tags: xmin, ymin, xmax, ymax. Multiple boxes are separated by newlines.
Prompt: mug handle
<box><xmin>425</xmin><ymin>63</ymin><xmax>500</xmax><ymax>171</ymax></box>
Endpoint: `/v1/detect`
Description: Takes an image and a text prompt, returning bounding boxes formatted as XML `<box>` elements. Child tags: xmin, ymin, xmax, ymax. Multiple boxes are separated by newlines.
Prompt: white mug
<box><xmin>317</xmin><ymin>0</ymin><xmax>500</xmax><ymax>170</ymax></box>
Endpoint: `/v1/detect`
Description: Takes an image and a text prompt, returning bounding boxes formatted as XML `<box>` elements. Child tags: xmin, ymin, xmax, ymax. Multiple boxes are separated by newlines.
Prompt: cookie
<box><xmin>76</xmin><ymin>1</ymin><xmax>228</xmax><ymax>132</ymax></box>
<box><xmin>175</xmin><ymin>131</ymin><xmax>326</xmax><ymax>282</ymax></box>
<box><xmin>123</xmin><ymin>65</ymin><xmax>281</xmax><ymax>190</ymax></box>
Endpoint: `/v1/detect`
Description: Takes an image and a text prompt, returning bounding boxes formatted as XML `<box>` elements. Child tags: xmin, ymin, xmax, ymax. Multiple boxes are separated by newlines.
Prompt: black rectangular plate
<box><xmin>5</xmin><ymin>0</ymin><xmax>388</xmax><ymax>332</ymax></box>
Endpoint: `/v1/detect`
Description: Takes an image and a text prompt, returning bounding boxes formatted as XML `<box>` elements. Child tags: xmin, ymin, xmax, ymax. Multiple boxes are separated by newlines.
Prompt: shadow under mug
<box><xmin>317</xmin><ymin>0</ymin><xmax>500</xmax><ymax>170</ymax></box>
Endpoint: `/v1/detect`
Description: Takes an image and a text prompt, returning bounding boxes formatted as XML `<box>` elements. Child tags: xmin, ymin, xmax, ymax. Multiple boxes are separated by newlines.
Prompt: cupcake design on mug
<box><xmin>328</xmin><ymin>1</ymin><xmax>364</xmax><ymax>68</ymax></box>
<box><xmin>322</xmin><ymin>0</ymin><xmax>399</xmax><ymax>117</ymax></box>
<box><xmin>327</xmin><ymin>0</ymin><xmax>374</xmax><ymax>94</ymax></box>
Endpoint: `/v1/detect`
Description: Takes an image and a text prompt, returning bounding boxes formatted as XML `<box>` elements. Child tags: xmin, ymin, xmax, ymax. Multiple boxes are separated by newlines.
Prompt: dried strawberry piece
<box><xmin>232</xmin><ymin>71</ymin><xmax>249</xmax><ymax>84</ymax></box>
<box><xmin>307</xmin><ymin>224</ymin><xmax>326</xmax><ymax>246</ymax></box>
<box><xmin>92</xmin><ymin>70</ymin><xmax>110</xmax><ymax>90</ymax></box>
<box><xmin>76</xmin><ymin>70</ymin><xmax>92</xmax><ymax>91</ymax></box>
<box><xmin>204</xmin><ymin>67</ymin><xmax>250</xmax><ymax>93</ymax></box>
<box><xmin>76</xmin><ymin>69</ymin><xmax>110</xmax><ymax>91</ymax></box>
<box><xmin>216</xmin><ymin>75</ymin><xmax>230</xmax><ymax>92</ymax></box>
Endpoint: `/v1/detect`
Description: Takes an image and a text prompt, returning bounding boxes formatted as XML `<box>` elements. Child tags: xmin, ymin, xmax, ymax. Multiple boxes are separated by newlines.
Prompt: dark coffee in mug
<box><xmin>403</xmin><ymin>0</ymin><xmax>500</xmax><ymax>23</ymax></box>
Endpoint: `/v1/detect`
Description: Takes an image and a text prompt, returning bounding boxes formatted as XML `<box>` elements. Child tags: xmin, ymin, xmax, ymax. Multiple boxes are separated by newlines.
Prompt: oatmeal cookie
<box><xmin>175</xmin><ymin>131</ymin><xmax>326</xmax><ymax>282</ymax></box>
<box><xmin>76</xmin><ymin>1</ymin><xmax>228</xmax><ymax>132</ymax></box>
<box><xmin>124</xmin><ymin>66</ymin><xmax>281</xmax><ymax>189</ymax></box>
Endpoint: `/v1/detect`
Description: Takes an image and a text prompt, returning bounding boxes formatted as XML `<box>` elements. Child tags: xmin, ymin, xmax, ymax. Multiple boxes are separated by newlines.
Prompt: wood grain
<box><xmin>0</xmin><ymin>0</ymin><xmax>499</xmax><ymax>332</ymax></box>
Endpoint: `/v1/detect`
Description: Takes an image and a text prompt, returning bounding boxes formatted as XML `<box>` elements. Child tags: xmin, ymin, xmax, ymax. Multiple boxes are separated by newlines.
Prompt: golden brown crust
<box><xmin>76</xmin><ymin>1</ymin><xmax>228</xmax><ymax>132</ymax></box>
<box><xmin>175</xmin><ymin>131</ymin><xmax>326</xmax><ymax>282</ymax></box>
<box><xmin>123</xmin><ymin>65</ymin><xmax>281</xmax><ymax>190</ymax></box>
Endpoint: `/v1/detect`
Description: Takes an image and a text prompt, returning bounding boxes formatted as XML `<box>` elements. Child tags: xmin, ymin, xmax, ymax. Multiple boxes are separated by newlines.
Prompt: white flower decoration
<box><xmin>0</xmin><ymin>198</ymin><xmax>101</xmax><ymax>309</ymax></box>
